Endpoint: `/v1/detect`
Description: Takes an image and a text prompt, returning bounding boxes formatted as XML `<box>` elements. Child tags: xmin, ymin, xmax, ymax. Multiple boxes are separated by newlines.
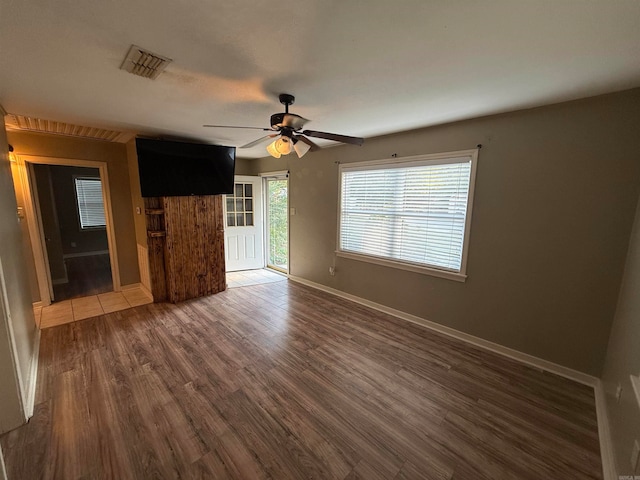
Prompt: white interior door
<box><xmin>224</xmin><ymin>176</ymin><xmax>264</xmax><ymax>272</ymax></box>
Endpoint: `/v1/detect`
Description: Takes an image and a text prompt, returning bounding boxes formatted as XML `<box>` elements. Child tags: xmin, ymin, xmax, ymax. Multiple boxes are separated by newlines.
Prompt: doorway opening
<box><xmin>30</xmin><ymin>164</ymin><xmax>113</xmax><ymax>302</ymax></box>
<box><xmin>15</xmin><ymin>155</ymin><xmax>121</xmax><ymax>307</ymax></box>
<box><xmin>265</xmin><ymin>175</ymin><xmax>289</xmax><ymax>273</ymax></box>
<box><xmin>224</xmin><ymin>173</ymin><xmax>289</xmax><ymax>288</ymax></box>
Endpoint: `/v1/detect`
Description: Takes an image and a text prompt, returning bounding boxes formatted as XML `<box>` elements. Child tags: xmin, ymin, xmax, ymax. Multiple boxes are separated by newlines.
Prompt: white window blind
<box><xmin>74</xmin><ymin>177</ymin><xmax>106</xmax><ymax>229</ymax></box>
<box><xmin>338</xmin><ymin>151</ymin><xmax>477</xmax><ymax>278</ymax></box>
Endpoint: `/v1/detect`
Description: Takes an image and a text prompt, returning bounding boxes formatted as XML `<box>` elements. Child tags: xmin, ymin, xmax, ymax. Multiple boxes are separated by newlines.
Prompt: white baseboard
<box><xmin>138</xmin><ymin>283</ymin><xmax>152</xmax><ymax>299</ymax></box>
<box><xmin>62</xmin><ymin>250</ymin><xmax>109</xmax><ymax>259</ymax></box>
<box><xmin>120</xmin><ymin>282</ymin><xmax>153</xmax><ymax>299</ymax></box>
<box><xmin>594</xmin><ymin>380</ymin><xmax>618</xmax><ymax>480</ymax></box>
<box><xmin>24</xmin><ymin>327</ymin><xmax>40</xmax><ymax>419</ymax></box>
<box><xmin>288</xmin><ymin>275</ymin><xmax>597</xmax><ymax>387</ymax></box>
<box><xmin>137</xmin><ymin>244</ymin><xmax>152</xmax><ymax>293</ymax></box>
<box><xmin>288</xmin><ymin>275</ymin><xmax>617</xmax><ymax>478</ymax></box>
<box><xmin>51</xmin><ymin>276</ymin><xmax>68</xmax><ymax>286</ymax></box>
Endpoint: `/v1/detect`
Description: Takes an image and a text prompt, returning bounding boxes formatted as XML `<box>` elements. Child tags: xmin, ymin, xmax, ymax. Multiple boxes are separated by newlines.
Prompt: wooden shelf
<box><xmin>145</xmin><ymin>208</ymin><xmax>165</xmax><ymax>215</ymax></box>
<box><xmin>147</xmin><ymin>230</ymin><xmax>166</xmax><ymax>238</ymax></box>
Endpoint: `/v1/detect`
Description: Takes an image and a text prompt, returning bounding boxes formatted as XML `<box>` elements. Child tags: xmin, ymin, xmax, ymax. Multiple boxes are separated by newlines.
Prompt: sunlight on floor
<box><xmin>226</xmin><ymin>268</ymin><xmax>287</xmax><ymax>288</ymax></box>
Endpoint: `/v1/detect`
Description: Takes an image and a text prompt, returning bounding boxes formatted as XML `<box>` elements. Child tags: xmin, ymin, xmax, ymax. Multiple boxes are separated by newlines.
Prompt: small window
<box><xmin>225</xmin><ymin>182</ymin><xmax>254</xmax><ymax>227</ymax></box>
<box><xmin>74</xmin><ymin>177</ymin><xmax>106</xmax><ymax>229</ymax></box>
<box><xmin>338</xmin><ymin>150</ymin><xmax>478</xmax><ymax>281</ymax></box>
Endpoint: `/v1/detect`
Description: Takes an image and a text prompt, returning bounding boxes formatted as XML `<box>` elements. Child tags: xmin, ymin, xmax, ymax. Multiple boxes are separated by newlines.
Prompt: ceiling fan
<box><xmin>203</xmin><ymin>93</ymin><xmax>364</xmax><ymax>158</ymax></box>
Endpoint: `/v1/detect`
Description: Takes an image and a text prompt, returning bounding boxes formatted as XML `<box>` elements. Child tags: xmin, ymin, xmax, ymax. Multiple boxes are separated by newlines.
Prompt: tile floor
<box><xmin>226</xmin><ymin>268</ymin><xmax>287</xmax><ymax>288</ymax></box>
<box><xmin>38</xmin><ymin>286</ymin><xmax>153</xmax><ymax>329</ymax></box>
<box><xmin>36</xmin><ymin>272</ymin><xmax>283</xmax><ymax>329</ymax></box>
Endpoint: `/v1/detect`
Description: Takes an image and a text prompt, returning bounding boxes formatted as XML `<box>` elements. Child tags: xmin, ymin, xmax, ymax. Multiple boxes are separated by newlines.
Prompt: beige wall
<box><xmin>234</xmin><ymin>157</ymin><xmax>254</xmax><ymax>176</ymax></box>
<box><xmin>9</xmin><ymin>161</ymin><xmax>40</xmax><ymax>301</ymax></box>
<box><xmin>601</xmin><ymin>191</ymin><xmax>640</xmax><ymax>476</ymax></box>
<box><xmin>9</xmin><ymin>131</ymin><xmax>140</xmax><ymax>292</ymax></box>
<box><xmin>250</xmin><ymin>88</ymin><xmax>640</xmax><ymax>376</ymax></box>
<box><xmin>0</xmin><ymin>116</ymin><xmax>38</xmax><ymax>432</ymax></box>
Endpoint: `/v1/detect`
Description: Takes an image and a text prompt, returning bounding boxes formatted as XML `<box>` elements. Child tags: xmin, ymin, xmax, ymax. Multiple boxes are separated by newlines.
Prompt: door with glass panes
<box><xmin>224</xmin><ymin>176</ymin><xmax>264</xmax><ymax>271</ymax></box>
<box><xmin>265</xmin><ymin>175</ymin><xmax>288</xmax><ymax>273</ymax></box>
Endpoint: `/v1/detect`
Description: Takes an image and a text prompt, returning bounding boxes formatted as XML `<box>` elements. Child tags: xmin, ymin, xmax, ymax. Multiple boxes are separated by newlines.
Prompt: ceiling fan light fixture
<box><xmin>275</xmin><ymin>137</ymin><xmax>292</xmax><ymax>155</ymax></box>
<box><xmin>208</xmin><ymin>93</ymin><xmax>364</xmax><ymax>156</ymax></box>
<box><xmin>294</xmin><ymin>140</ymin><xmax>311</xmax><ymax>158</ymax></box>
<box><xmin>266</xmin><ymin>140</ymin><xmax>282</xmax><ymax>158</ymax></box>
<box><xmin>267</xmin><ymin>137</ymin><xmax>293</xmax><ymax>157</ymax></box>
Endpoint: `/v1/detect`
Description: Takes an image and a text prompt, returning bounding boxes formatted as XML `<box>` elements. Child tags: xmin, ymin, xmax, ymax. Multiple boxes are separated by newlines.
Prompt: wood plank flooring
<box><xmin>0</xmin><ymin>281</ymin><xmax>602</xmax><ymax>479</ymax></box>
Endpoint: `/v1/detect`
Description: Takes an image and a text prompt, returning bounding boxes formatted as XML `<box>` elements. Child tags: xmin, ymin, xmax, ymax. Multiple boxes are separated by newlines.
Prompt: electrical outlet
<box><xmin>631</xmin><ymin>439</ymin><xmax>640</xmax><ymax>472</ymax></box>
<box><xmin>616</xmin><ymin>383</ymin><xmax>623</xmax><ymax>403</ymax></box>
<box><xmin>329</xmin><ymin>266</ymin><xmax>335</xmax><ymax>276</ymax></box>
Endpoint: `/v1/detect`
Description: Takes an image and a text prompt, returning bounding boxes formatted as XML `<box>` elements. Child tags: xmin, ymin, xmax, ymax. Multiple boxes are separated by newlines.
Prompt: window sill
<box><xmin>335</xmin><ymin>250</ymin><xmax>467</xmax><ymax>282</ymax></box>
<box><xmin>81</xmin><ymin>226</ymin><xmax>107</xmax><ymax>231</ymax></box>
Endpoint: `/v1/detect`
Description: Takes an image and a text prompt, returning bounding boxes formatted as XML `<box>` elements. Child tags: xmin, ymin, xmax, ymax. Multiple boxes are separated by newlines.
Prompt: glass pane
<box><xmin>245</xmin><ymin>184</ymin><xmax>253</xmax><ymax>198</ymax></box>
<box><xmin>267</xmin><ymin>179</ymin><xmax>288</xmax><ymax>271</ymax></box>
<box><xmin>235</xmin><ymin>183</ymin><xmax>243</xmax><ymax>197</ymax></box>
<box><xmin>339</xmin><ymin>159</ymin><xmax>472</xmax><ymax>272</ymax></box>
<box><xmin>235</xmin><ymin>199</ymin><xmax>244</xmax><ymax>212</ymax></box>
<box><xmin>236</xmin><ymin>213</ymin><xmax>244</xmax><ymax>227</ymax></box>
<box><xmin>246</xmin><ymin>213</ymin><xmax>254</xmax><ymax>226</ymax></box>
<box><xmin>226</xmin><ymin>198</ymin><xmax>235</xmax><ymax>212</ymax></box>
<box><xmin>226</xmin><ymin>214</ymin><xmax>235</xmax><ymax>227</ymax></box>
<box><xmin>244</xmin><ymin>199</ymin><xmax>253</xmax><ymax>212</ymax></box>
<box><xmin>75</xmin><ymin>177</ymin><xmax>106</xmax><ymax>229</ymax></box>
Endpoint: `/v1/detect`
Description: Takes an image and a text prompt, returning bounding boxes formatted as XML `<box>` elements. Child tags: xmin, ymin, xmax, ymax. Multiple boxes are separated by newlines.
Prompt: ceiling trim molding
<box><xmin>4</xmin><ymin>114</ymin><xmax>126</xmax><ymax>142</ymax></box>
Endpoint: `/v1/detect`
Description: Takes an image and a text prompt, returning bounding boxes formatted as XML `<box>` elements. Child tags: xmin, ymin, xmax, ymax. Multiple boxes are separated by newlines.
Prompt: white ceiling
<box><xmin>1</xmin><ymin>0</ymin><xmax>639</xmax><ymax>158</ymax></box>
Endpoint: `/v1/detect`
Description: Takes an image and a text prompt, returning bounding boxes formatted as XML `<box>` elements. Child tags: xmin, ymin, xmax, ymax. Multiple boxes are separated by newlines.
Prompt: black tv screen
<box><xmin>136</xmin><ymin>138</ymin><xmax>235</xmax><ymax>197</ymax></box>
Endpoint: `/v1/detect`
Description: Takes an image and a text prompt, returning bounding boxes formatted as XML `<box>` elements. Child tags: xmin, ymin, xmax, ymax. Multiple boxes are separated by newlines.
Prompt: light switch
<box><xmin>136</xmin><ymin>206</ymin><xmax>142</xmax><ymax>214</ymax></box>
<box><xmin>290</xmin><ymin>207</ymin><xmax>296</xmax><ymax>216</ymax></box>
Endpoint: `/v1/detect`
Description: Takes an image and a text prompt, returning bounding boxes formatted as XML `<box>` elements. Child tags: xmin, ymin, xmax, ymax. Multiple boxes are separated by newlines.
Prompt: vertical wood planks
<box><xmin>147</xmin><ymin>195</ymin><xmax>226</xmax><ymax>303</ymax></box>
<box><xmin>144</xmin><ymin>197</ymin><xmax>168</xmax><ymax>302</ymax></box>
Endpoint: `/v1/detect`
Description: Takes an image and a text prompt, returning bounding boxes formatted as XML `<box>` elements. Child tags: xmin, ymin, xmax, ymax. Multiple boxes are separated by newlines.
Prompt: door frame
<box><xmin>261</xmin><ymin>171</ymin><xmax>290</xmax><ymax>274</ymax></box>
<box><xmin>14</xmin><ymin>155</ymin><xmax>121</xmax><ymax>306</ymax></box>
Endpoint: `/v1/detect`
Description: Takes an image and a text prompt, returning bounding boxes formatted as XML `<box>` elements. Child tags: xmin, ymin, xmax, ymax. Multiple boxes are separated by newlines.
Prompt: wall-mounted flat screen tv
<box><xmin>136</xmin><ymin>138</ymin><xmax>236</xmax><ymax>197</ymax></box>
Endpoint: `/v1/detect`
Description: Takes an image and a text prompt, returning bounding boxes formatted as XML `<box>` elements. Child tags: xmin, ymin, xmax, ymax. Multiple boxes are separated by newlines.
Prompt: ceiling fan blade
<box><xmin>203</xmin><ymin>125</ymin><xmax>274</xmax><ymax>131</ymax></box>
<box><xmin>270</xmin><ymin>113</ymin><xmax>309</xmax><ymax>130</ymax></box>
<box><xmin>240</xmin><ymin>134</ymin><xmax>278</xmax><ymax>149</ymax></box>
<box><xmin>283</xmin><ymin>114</ymin><xmax>309</xmax><ymax>130</ymax></box>
<box><xmin>294</xmin><ymin>134</ymin><xmax>320</xmax><ymax>151</ymax></box>
<box><xmin>302</xmin><ymin>130</ymin><xmax>364</xmax><ymax>146</ymax></box>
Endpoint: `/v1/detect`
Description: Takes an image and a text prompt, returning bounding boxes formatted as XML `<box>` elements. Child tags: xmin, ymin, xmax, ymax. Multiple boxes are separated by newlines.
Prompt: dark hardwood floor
<box><xmin>53</xmin><ymin>254</ymin><xmax>113</xmax><ymax>302</ymax></box>
<box><xmin>1</xmin><ymin>281</ymin><xmax>602</xmax><ymax>479</ymax></box>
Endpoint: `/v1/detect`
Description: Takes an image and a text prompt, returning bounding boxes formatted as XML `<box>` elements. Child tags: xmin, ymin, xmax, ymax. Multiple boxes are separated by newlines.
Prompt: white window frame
<box><xmin>74</xmin><ymin>176</ymin><xmax>107</xmax><ymax>230</ymax></box>
<box><xmin>337</xmin><ymin>149</ymin><xmax>478</xmax><ymax>282</ymax></box>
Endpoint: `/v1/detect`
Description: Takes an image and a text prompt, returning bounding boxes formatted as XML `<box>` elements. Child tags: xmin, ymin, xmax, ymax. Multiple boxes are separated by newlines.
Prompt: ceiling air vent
<box><xmin>120</xmin><ymin>45</ymin><xmax>172</xmax><ymax>80</ymax></box>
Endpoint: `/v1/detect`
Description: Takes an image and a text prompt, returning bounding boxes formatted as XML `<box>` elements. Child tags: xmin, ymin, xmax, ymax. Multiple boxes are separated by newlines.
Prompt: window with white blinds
<box><xmin>74</xmin><ymin>177</ymin><xmax>106</xmax><ymax>229</ymax></box>
<box><xmin>338</xmin><ymin>150</ymin><xmax>477</xmax><ymax>280</ymax></box>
